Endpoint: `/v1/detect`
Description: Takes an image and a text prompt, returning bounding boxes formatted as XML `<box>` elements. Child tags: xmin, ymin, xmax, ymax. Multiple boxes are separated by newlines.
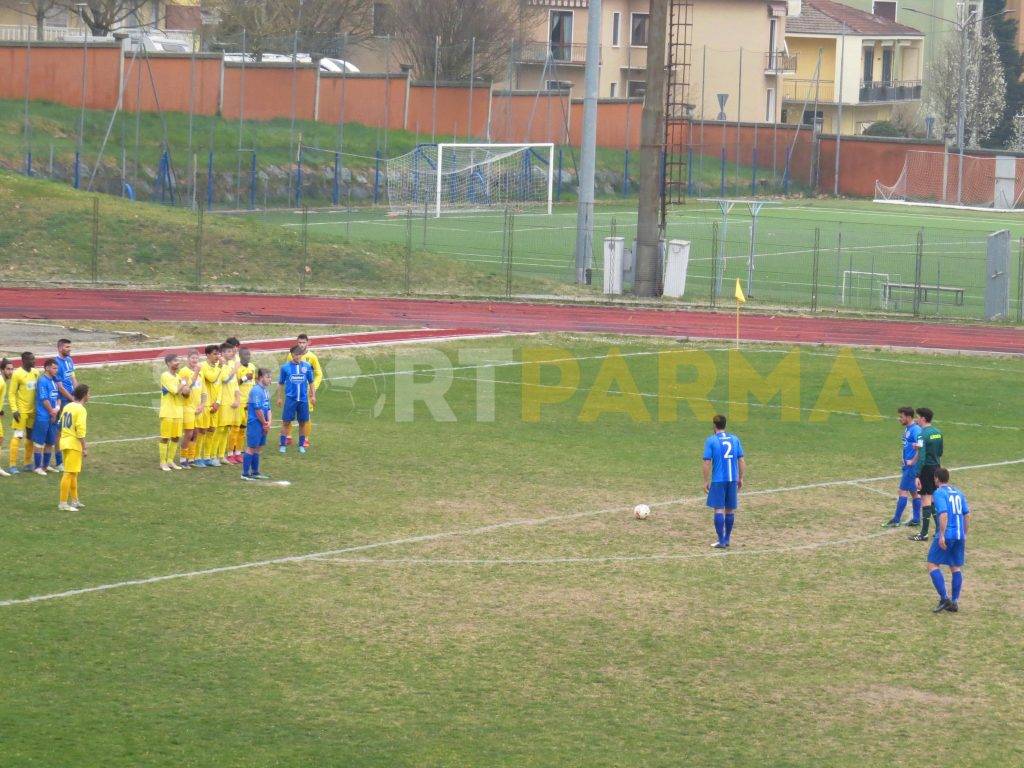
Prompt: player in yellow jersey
<box><xmin>58</xmin><ymin>384</ymin><xmax>89</xmax><ymax>511</ymax></box>
<box><xmin>231</xmin><ymin>346</ymin><xmax>257</xmax><ymax>464</ymax></box>
<box><xmin>288</xmin><ymin>334</ymin><xmax>323</xmax><ymax>449</ymax></box>
<box><xmin>178</xmin><ymin>351</ymin><xmax>204</xmax><ymax>468</ymax></box>
<box><xmin>216</xmin><ymin>342</ymin><xmax>241</xmax><ymax>465</ymax></box>
<box><xmin>158</xmin><ymin>353</ymin><xmax>189</xmax><ymax>471</ymax></box>
<box><xmin>0</xmin><ymin>358</ymin><xmax>12</xmax><ymax>477</ymax></box>
<box><xmin>8</xmin><ymin>352</ymin><xmax>40</xmax><ymax>474</ymax></box>
<box><xmin>195</xmin><ymin>344</ymin><xmax>223</xmax><ymax>467</ymax></box>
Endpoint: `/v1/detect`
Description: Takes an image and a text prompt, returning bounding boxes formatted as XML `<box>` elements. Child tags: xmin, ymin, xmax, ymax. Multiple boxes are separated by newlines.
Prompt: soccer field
<box><xmin>248</xmin><ymin>198</ymin><xmax>1024</xmax><ymax>320</ymax></box>
<box><xmin>2</xmin><ymin>334</ymin><xmax>1023</xmax><ymax>766</ymax></box>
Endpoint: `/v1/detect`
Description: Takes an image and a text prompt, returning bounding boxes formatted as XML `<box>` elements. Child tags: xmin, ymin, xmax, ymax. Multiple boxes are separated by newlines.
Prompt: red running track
<box><xmin>2</xmin><ymin>288</ymin><xmax>1022</xmax><ymax>355</ymax></box>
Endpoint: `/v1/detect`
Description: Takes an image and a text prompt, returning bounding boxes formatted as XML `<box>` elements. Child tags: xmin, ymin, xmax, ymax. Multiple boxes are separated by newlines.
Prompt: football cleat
<box><xmin>882</xmin><ymin>519</ymin><xmax>902</xmax><ymax>528</ymax></box>
<box><xmin>279</xmin><ymin>445</ymin><xmax>287</xmax><ymax>454</ymax></box>
<box><xmin>905</xmin><ymin>519</ymin><xmax>920</xmax><ymax>527</ymax></box>
<box><xmin>57</xmin><ymin>502</ymin><xmax>76</xmax><ymax>512</ymax></box>
<box><xmin>70</xmin><ymin>500</ymin><xmax>84</xmax><ymax>509</ymax></box>
<box><xmin>932</xmin><ymin>599</ymin><xmax>951</xmax><ymax>613</ymax></box>
<box><xmin>711</xmin><ymin>541</ymin><xmax>728</xmax><ymax>549</ymax></box>
<box><xmin>33</xmin><ymin>467</ymin><xmax>48</xmax><ymax>477</ymax></box>
<box><xmin>909</xmin><ymin>533</ymin><xmax>928</xmax><ymax>541</ymax></box>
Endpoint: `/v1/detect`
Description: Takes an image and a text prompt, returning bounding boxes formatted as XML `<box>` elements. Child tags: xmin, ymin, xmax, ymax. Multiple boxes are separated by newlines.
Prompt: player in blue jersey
<box><xmin>927</xmin><ymin>468</ymin><xmax>970</xmax><ymax>613</ymax></box>
<box><xmin>276</xmin><ymin>345</ymin><xmax>316</xmax><ymax>455</ymax></box>
<box><xmin>242</xmin><ymin>368</ymin><xmax>273</xmax><ymax>480</ymax></box>
<box><xmin>884</xmin><ymin>406</ymin><xmax>923</xmax><ymax>528</ymax></box>
<box><xmin>31</xmin><ymin>358</ymin><xmax>62</xmax><ymax>477</ymax></box>
<box><xmin>53</xmin><ymin>338</ymin><xmax>77</xmax><ymax>472</ymax></box>
<box><xmin>702</xmin><ymin>414</ymin><xmax>746</xmax><ymax>549</ymax></box>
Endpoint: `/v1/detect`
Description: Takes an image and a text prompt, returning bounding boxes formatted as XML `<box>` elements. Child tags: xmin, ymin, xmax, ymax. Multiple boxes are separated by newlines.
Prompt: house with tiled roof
<box><xmin>783</xmin><ymin>0</ymin><xmax>924</xmax><ymax>134</ymax></box>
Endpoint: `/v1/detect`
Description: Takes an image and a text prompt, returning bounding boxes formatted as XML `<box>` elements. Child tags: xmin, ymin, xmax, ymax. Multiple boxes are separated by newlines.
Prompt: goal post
<box><xmin>875</xmin><ymin>149</ymin><xmax>1024</xmax><ymax>211</ymax></box>
<box><xmin>386</xmin><ymin>142</ymin><xmax>555</xmax><ymax>217</ymax></box>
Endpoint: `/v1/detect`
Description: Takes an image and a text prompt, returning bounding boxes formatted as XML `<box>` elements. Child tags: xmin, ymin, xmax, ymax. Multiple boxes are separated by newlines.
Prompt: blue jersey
<box><xmin>279</xmin><ymin>360</ymin><xmax>314</xmax><ymax>402</ymax></box>
<box><xmin>247</xmin><ymin>383</ymin><xmax>271</xmax><ymax>424</ymax></box>
<box><xmin>35</xmin><ymin>375</ymin><xmax>60</xmax><ymax>419</ymax></box>
<box><xmin>902</xmin><ymin>423</ymin><xmax>923</xmax><ymax>466</ymax></box>
<box><xmin>703</xmin><ymin>432</ymin><xmax>744</xmax><ymax>483</ymax></box>
<box><xmin>55</xmin><ymin>354</ymin><xmax>76</xmax><ymax>401</ymax></box>
<box><xmin>934</xmin><ymin>485</ymin><xmax>970</xmax><ymax>541</ymax></box>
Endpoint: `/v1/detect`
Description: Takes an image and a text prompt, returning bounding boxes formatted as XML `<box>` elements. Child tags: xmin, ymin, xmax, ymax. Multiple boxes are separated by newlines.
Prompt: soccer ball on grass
<box><xmin>633</xmin><ymin>504</ymin><xmax>651</xmax><ymax>520</ymax></box>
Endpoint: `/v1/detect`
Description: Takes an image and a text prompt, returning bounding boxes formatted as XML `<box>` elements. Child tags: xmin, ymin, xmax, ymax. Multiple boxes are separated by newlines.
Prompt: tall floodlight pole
<box><xmin>634</xmin><ymin>0</ymin><xmax>669</xmax><ymax>297</ymax></box>
<box><xmin>956</xmin><ymin>1</ymin><xmax>969</xmax><ymax>205</ymax></box>
<box><xmin>573</xmin><ymin>0</ymin><xmax>602</xmax><ymax>284</ymax></box>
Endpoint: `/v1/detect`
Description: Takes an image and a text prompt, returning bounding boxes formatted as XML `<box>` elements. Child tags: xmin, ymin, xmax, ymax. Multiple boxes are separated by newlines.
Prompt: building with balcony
<box><xmin>783</xmin><ymin>0</ymin><xmax>923</xmax><ymax>134</ymax></box>
<box><xmin>511</xmin><ymin>0</ymin><xmax>793</xmax><ymax>123</ymax></box>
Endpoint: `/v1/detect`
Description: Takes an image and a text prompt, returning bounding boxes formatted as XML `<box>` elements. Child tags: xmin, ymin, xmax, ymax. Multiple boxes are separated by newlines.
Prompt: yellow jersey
<box><xmin>0</xmin><ymin>376</ymin><xmax>5</xmax><ymax>435</ymax></box>
<box><xmin>59</xmin><ymin>401</ymin><xmax>88</xmax><ymax>452</ymax></box>
<box><xmin>8</xmin><ymin>366</ymin><xmax>40</xmax><ymax>414</ymax></box>
<box><xmin>179</xmin><ymin>365</ymin><xmax>203</xmax><ymax>410</ymax></box>
<box><xmin>282</xmin><ymin>350</ymin><xmax>323</xmax><ymax>390</ymax></box>
<box><xmin>237</xmin><ymin>363</ymin><xmax>257</xmax><ymax>403</ymax></box>
<box><xmin>199</xmin><ymin>361</ymin><xmax>223</xmax><ymax>408</ymax></box>
<box><xmin>220</xmin><ymin>360</ymin><xmax>240</xmax><ymax>409</ymax></box>
<box><xmin>159</xmin><ymin>370</ymin><xmax>185</xmax><ymax>419</ymax></box>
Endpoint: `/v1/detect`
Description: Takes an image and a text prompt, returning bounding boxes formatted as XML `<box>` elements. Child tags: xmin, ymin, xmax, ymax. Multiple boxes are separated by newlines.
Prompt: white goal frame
<box><xmin>433</xmin><ymin>142</ymin><xmax>555</xmax><ymax>218</ymax></box>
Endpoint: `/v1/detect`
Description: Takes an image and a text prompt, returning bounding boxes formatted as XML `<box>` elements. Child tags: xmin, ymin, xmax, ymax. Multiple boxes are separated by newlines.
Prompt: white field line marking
<box><xmin>73</xmin><ymin>331</ymin><xmax>519</xmax><ymax>369</ymax></box>
<box><xmin>84</xmin><ymin>345</ymin><xmax>1021</xmax><ymax>431</ymax></box>
<box><xmin>779</xmin><ymin>203</ymin><xmax>1024</xmax><ymax>229</ymax></box>
<box><xmin>310</xmin><ymin>530</ymin><xmax>892</xmax><ymax>567</ymax></box>
<box><xmin>849</xmin><ymin>482</ymin><xmax>894</xmax><ymax>498</ymax></box>
<box><xmin>2</xmin><ymin>457</ymin><xmax>1020</xmax><ymax>608</ymax></box>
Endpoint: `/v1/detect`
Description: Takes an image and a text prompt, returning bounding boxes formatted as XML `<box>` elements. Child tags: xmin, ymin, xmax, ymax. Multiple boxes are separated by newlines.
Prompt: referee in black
<box><xmin>911</xmin><ymin>407</ymin><xmax>944</xmax><ymax>542</ymax></box>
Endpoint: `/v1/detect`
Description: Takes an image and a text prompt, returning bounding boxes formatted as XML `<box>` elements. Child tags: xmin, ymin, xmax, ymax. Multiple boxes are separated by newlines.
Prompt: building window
<box><xmin>862</xmin><ymin>46</ymin><xmax>874</xmax><ymax>83</ymax></box>
<box><xmin>611</xmin><ymin>11</ymin><xmax>621</xmax><ymax>46</ymax></box>
<box><xmin>881</xmin><ymin>47</ymin><xmax>893</xmax><ymax>84</ymax></box>
<box><xmin>768</xmin><ymin>17</ymin><xmax>778</xmax><ymax>54</ymax></box>
<box><xmin>372</xmin><ymin>3</ymin><xmax>394</xmax><ymax>36</ymax></box>
<box><xmin>628</xmin><ymin>80</ymin><xmax>646</xmax><ymax>98</ymax></box>
<box><xmin>549</xmin><ymin>10</ymin><xmax>573</xmax><ymax>61</ymax></box>
<box><xmin>802</xmin><ymin>109</ymin><xmax>824</xmax><ymax>127</ymax></box>
<box><xmin>546</xmin><ymin>80</ymin><xmax>573</xmax><ymax>92</ymax></box>
<box><xmin>872</xmin><ymin>1</ymin><xmax>897</xmax><ymax>21</ymax></box>
<box><xmin>610</xmin><ymin>82</ymin><xmax>617</xmax><ymax>98</ymax></box>
<box><xmin>766</xmin><ymin>88</ymin><xmax>776</xmax><ymax>121</ymax></box>
<box><xmin>630</xmin><ymin>13</ymin><xmax>649</xmax><ymax>46</ymax></box>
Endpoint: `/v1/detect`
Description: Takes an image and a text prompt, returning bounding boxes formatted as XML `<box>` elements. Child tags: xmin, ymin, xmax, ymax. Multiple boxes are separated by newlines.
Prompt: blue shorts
<box><xmin>281</xmin><ymin>398</ymin><xmax>310</xmax><ymax>423</ymax></box>
<box><xmin>899</xmin><ymin>466</ymin><xmax>919</xmax><ymax>492</ymax></box>
<box><xmin>246</xmin><ymin>422</ymin><xmax>267</xmax><ymax>448</ymax></box>
<box><xmin>31</xmin><ymin>417</ymin><xmax>59</xmax><ymax>446</ymax></box>
<box><xmin>707</xmin><ymin>481</ymin><xmax>739</xmax><ymax>510</ymax></box>
<box><xmin>928</xmin><ymin>537</ymin><xmax>965</xmax><ymax>567</ymax></box>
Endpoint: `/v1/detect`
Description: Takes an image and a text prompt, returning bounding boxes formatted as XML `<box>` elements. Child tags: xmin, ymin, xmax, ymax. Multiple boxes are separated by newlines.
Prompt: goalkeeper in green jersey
<box><xmin>910</xmin><ymin>407</ymin><xmax>944</xmax><ymax>542</ymax></box>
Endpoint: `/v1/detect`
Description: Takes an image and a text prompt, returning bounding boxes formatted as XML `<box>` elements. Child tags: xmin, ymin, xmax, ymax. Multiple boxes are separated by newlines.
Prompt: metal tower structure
<box><xmin>662</xmin><ymin>0</ymin><xmax>694</xmax><ymax>223</ymax></box>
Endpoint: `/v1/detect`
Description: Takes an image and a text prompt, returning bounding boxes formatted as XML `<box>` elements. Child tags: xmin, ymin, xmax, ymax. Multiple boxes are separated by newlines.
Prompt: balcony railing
<box><xmin>0</xmin><ymin>24</ymin><xmax>196</xmax><ymax>44</ymax></box>
<box><xmin>517</xmin><ymin>40</ymin><xmax>596</xmax><ymax>65</ymax></box>
<box><xmin>859</xmin><ymin>80</ymin><xmax>922</xmax><ymax>102</ymax></box>
<box><xmin>764</xmin><ymin>51</ymin><xmax>797</xmax><ymax>73</ymax></box>
<box><xmin>782</xmin><ymin>79</ymin><xmax>835</xmax><ymax>103</ymax></box>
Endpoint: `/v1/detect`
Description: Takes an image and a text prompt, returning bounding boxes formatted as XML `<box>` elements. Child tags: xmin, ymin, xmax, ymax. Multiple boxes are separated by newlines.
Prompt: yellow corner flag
<box><xmin>734</xmin><ymin>278</ymin><xmax>746</xmax><ymax>303</ymax></box>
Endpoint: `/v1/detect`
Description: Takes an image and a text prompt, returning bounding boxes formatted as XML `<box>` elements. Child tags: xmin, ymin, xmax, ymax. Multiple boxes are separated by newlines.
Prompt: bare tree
<box><xmin>924</xmin><ymin>30</ymin><xmax>1006</xmax><ymax>148</ymax></box>
<box><xmin>0</xmin><ymin>0</ymin><xmax>65</xmax><ymax>40</ymax></box>
<box><xmin>208</xmin><ymin>0</ymin><xmax>373</xmax><ymax>59</ymax></box>
<box><xmin>56</xmin><ymin>0</ymin><xmax>152</xmax><ymax>36</ymax></box>
<box><xmin>387</xmin><ymin>0</ymin><xmax>540</xmax><ymax>80</ymax></box>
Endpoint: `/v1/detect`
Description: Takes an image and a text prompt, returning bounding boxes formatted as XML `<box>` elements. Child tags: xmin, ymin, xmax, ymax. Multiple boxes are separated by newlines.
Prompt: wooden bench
<box><xmin>882</xmin><ymin>282</ymin><xmax>966</xmax><ymax>307</ymax></box>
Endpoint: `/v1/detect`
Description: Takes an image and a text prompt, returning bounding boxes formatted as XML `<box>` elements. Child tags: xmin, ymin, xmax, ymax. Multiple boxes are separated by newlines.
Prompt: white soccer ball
<box><xmin>633</xmin><ymin>503</ymin><xmax>651</xmax><ymax>520</ymax></box>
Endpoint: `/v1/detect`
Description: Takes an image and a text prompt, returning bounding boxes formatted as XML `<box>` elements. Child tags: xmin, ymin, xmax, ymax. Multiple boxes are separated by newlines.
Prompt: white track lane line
<box><xmin>1</xmin><ymin>458</ymin><xmax>1020</xmax><ymax>608</ymax></box>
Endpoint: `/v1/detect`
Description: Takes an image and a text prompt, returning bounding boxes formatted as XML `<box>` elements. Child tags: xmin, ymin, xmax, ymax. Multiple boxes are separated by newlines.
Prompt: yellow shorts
<box><xmin>0</xmin><ymin>419</ymin><xmax>4</xmax><ymax>438</ymax></box>
<box><xmin>160</xmin><ymin>418</ymin><xmax>183</xmax><ymax>440</ymax></box>
<box><xmin>183</xmin><ymin>408</ymin><xmax>196</xmax><ymax>430</ymax></box>
<box><xmin>218</xmin><ymin>406</ymin><xmax>237</xmax><ymax>429</ymax></box>
<box><xmin>196</xmin><ymin>407</ymin><xmax>213</xmax><ymax>430</ymax></box>
<box><xmin>62</xmin><ymin>448</ymin><xmax>83</xmax><ymax>473</ymax></box>
<box><xmin>11</xmin><ymin>411</ymin><xmax>34</xmax><ymax>433</ymax></box>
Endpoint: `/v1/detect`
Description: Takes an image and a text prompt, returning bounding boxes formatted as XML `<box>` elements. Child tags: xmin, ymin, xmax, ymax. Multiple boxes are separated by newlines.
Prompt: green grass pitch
<box><xmin>251</xmin><ymin>198</ymin><xmax>1024</xmax><ymax>319</ymax></box>
<box><xmin>2</xmin><ymin>334</ymin><xmax>1023</xmax><ymax>766</ymax></box>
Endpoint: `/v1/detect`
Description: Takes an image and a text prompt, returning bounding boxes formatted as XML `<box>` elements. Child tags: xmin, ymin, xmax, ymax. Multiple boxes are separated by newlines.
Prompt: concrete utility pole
<box><xmin>574</xmin><ymin>0</ymin><xmax>603</xmax><ymax>284</ymax></box>
<box><xmin>634</xmin><ymin>0</ymin><xmax>669</xmax><ymax>297</ymax></box>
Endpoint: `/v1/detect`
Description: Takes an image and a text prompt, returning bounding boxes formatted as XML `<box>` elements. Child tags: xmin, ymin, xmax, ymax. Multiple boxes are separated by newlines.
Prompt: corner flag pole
<box><xmin>734</xmin><ymin>278</ymin><xmax>746</xmax><ymax>347</ymax></box>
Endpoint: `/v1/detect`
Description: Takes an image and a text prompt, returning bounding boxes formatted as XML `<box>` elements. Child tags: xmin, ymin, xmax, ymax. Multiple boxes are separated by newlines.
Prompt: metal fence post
<box><xmin>195</xmin><ymin>199</ymin><xmax>204</xmax><ymax>289</ymax></box>
<box><xmin>1017</xmin><ymin>237</ymin><xmax>1024</xmax><ymax>324</ymax></box>
<box><xmin>913</xmin><ymin>228</ymin><xmax>924</xmax><ymax>317</ymax></box>
<box><xmin>249</xmin><ymin>152</ymin><xmax>257</xmax><ymax>211</ymax></box>
<box><xmin>91</xmin><ymin>197</ymin><xmax>99</xmax><ymax>283</ymax></box>
<box><xmin>622</xmin><ymin>149</ymin><xmax>630</xmax><ymax>197</ymax></box>
<box><xmin>405</xmin><ymin>207</ymin><xmax>413</xmax><ymax>294</ymax></box>
<box><xmin>811</xmin><ymin>227</ymin><xmax>820</xmax><ymax>312</ymax></box>
<box><xmin>505</xmin><ymin>208</ymin><xmax>515</xmax><ymax>299</ymax></box>
<box><xmin>373</xmin><ymin>149</ymin><xmax>382</xmax><ymax>205</ymax></box>
<box><xmin>333</xmin><ymin>151</ymin><xmax>341</xmax><ymax>207</ymax></box>
<box><xmin>300</xmin><ymin>205</ymin><xmax>309</xmax><ymax>292</ymax></box>
<box><xmin>710</xmin><ymin>221</ymin><xmax>719</xmax><ymax>308</ymax></box>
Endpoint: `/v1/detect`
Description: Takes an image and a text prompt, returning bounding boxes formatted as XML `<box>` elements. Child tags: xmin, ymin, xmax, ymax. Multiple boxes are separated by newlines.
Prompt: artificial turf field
<box><xmin>2</xmin><ymin>334</ymin><xmax>1023</xmax><ymax>767</ymax></box>
<box><xmin>251</xmin><ymin>198</ymin><xmax>1024</xmax><ymax>320</ymax></box>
